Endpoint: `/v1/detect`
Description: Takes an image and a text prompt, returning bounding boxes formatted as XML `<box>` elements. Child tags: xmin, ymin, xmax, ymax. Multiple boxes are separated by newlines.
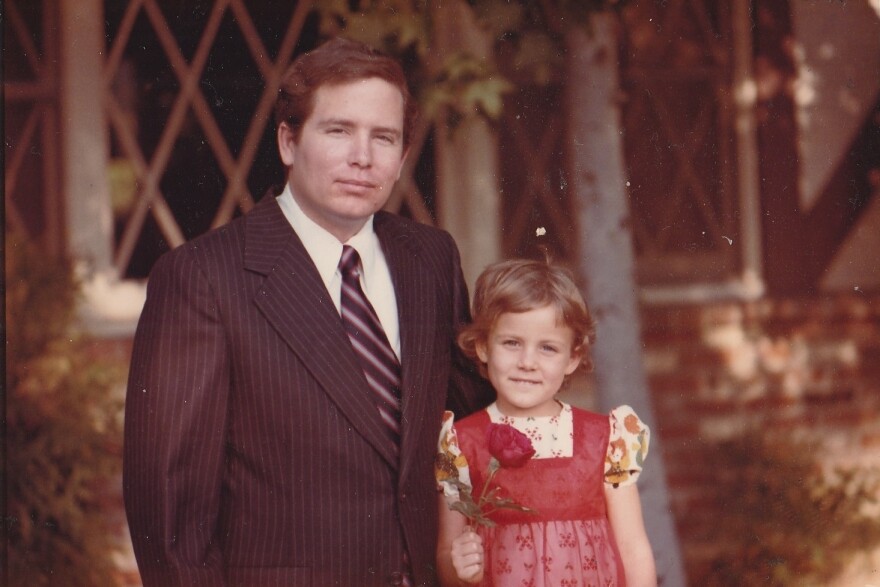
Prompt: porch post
<box><xmin>433</xmin><ymin>0</ymin><xmax>503</xmax><ymax>289</ymax></box>
<box><xmin>59</xmin><ymin>0</ymin><xmax>114</xmax><ymax>275</ymax></box>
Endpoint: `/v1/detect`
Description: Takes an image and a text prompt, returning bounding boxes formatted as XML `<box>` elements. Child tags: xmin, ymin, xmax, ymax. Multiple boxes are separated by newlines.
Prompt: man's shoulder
<box><xmin>178</xmin><ymin>215</ymin><xmax>247</xmax><ymax>255</ymax></box>
<box><xmin>375</xmin><ymin>211</ymin><xmax>451</xmax><ymax>240</ymax></box>
<box><xmin>374</xmin><ymin>211</ymin><xmax>457</xmax><ymax>257</ymax></box>
<box><xmin>149</xmin><ymin>212</ymin><xmax>250</xmax><ymax>279</ymax></box>
<box><xmin>164</xmin><ymin>195</ymin><xmax>282</xmax><ymax>259</ymax></box>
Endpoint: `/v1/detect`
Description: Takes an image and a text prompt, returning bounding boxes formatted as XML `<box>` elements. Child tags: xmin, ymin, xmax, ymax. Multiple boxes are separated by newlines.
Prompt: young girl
<box><xmin>436</xmin><ymin>259</ymin><xmax>656</xmax><ymax>586</ymax></box>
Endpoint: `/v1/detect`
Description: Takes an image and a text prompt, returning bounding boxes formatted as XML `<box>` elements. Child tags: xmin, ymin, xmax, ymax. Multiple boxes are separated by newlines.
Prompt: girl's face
<box><xmin>476</xmin><ymin>305</ymin><xmax>582</xmax><ymax>418</ymax></box>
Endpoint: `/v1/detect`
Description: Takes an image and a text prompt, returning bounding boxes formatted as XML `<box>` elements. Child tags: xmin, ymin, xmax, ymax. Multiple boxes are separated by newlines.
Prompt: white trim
<box><xmin>640</xmin><ymin>271</ymin><xmax>765</xmax><ymax>305</ymax></box>
<box><xmin>731</xmin><ymin>0</ymin><xmax>765</xmax><ymax>300</ymax></box>
<box><xmin>75</xmin><ymin>268</ymin><xmax>146</xmax><ymax>337</ymax></box>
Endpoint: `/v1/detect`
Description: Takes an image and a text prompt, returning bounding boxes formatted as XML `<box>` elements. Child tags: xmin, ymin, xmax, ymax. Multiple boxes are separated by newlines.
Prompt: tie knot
<box><xmin>339</xmin><ymin>245</ymin><xmax>361</xmax><ymax>279</ymax></box>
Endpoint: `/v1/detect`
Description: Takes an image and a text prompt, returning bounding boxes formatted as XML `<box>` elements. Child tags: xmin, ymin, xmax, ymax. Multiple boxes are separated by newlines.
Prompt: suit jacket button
<box><xmin>389</xmin><ymin>571</ymin><xmax>404</xmax><ymax>586</ymax></box>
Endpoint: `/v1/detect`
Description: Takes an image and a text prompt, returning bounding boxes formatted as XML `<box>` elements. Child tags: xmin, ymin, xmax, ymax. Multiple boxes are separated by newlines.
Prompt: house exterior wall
<box><xmin>791</xmin><ymin>1</ymin><xmax>880</xmax><ymax>212</ymax></box>
<box><xmin>756</xmin><ymin>0</ymin><xmax>880</xmax><ymax>295</ymax></box>
<box><xmin>643</xmin><ymin>294</ymin><xmax>880</xmax><ymax>581</ymax></box>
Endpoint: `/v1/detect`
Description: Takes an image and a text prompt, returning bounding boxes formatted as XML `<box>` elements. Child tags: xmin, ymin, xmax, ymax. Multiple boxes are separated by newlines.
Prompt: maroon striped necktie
<box><xmin>338</xmin><ymin>245</ymin><xmax>402</xmax><ymax>450</ymax></box>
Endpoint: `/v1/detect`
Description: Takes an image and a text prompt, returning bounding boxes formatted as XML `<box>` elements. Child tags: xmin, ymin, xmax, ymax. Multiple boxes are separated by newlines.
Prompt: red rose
<box><xmin>486</xmin><ymin>423</ymin><xmax>536</xmax><ymax>468</ymax></box>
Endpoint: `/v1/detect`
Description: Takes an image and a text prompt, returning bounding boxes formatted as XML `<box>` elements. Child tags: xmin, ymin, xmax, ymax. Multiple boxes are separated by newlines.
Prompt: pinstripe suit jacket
<box><xmin>123</xmin><ymin>195</ymin><xmax>490</xmax><ymax>587</ymax></box>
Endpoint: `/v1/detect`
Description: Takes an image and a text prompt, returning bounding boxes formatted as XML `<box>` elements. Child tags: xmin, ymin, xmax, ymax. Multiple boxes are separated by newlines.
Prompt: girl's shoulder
<box><xmin>568</xmin><ymin>404</ymin><xmax>650</xmax><ymax>432</ymax></box>
<box><xmin>569</xmin><ymin>405</ymin><xmax>610</xmax><ymax>425</ymax></box>
<box><xmin>608</xmin><ymin>405</ymin><xmax>650</xmax><ymax>439</ymax></box>
<box><xmin>604</xmin><ymin>405</ymin><xmax>651</xmax><ymax>488</ymax></box>
<box><xmin>455</xmin><ymin>407</ymin><xmax>491</xmax><ymax>424</ymax></box>
<box><xmin>447</xmin><ymin>408</ymin><xmax>491</xmax><ymax>437</ymax></box>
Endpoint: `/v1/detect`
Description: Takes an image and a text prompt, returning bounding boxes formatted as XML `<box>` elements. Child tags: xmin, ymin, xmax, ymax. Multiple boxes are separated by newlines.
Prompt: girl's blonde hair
<box><xmin>459</xmin><ymin>258</ymin><xmax>596</xmax><ymax>376</ymax></box>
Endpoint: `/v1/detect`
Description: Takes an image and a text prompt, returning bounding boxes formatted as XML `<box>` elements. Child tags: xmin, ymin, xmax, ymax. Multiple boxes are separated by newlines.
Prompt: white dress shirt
<box><xmin>276</xmin><ymin>184</ymin><xmax>401</xmax><ymax>359</ymax></box>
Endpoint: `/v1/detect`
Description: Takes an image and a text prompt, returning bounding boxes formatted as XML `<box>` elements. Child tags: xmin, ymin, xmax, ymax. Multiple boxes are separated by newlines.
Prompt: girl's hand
<box><xmin>449</xmin><ymin>526</ymin><xmax>484</xmax><ymax>583</ymax></box>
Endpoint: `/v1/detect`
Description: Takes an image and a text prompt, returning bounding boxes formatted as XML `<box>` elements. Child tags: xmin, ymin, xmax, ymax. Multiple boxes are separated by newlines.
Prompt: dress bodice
<box><xmin>453</xmin><ymin>407</ymin><xmax>611</xmax><ymax>525</ymax></box>
<box><xmin>436</xmin><ymin>402</ymin><xmax>651</xmax><ymax>586</ymax></box>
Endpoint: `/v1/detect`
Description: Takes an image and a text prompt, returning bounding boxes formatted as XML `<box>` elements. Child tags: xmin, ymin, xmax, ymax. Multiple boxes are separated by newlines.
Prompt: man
<box><xmin>123</xmin><ymin>37</ymin><xmax>490</xmax><ymax>587</ymax></box>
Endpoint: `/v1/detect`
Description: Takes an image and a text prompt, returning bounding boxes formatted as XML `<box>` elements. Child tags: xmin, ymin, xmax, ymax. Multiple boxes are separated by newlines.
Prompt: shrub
<box><xmin>6</xmin><ymin>239</ymin><xmax>127</xmax><ymax>587</ymax></box>
<box><xmin>691</xmin><ymin>432</ymin><xmax>880</xmax><ymax>586</ymax></box>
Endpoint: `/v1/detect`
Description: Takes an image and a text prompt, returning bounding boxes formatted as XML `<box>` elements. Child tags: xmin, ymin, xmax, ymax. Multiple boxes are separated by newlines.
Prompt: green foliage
<box><xmin>470</xmin><ymin>0</ymin><xmax>630</xmax><ymax>82</ymax></box>
<box><xmin>422</xmin><ymin>53</ymin><xmax>514</xmax><ymax>124</ymax></box>
<box><xmin>693</xmin><ymin>433</ymin><xmax>880</xmax><ymax>586</ymax></box>
<box><xmin>468</xmin><ymin>0</ymin><xmax>526</xmax><ymax>37</ymax></box>
<box><xmin>312</xmin><ymin>0</ymin><xmax>630</xmax><ymax>128</ymax></box>
<box><xmin>6</xmin><ymin>238</ymin><xmax>127</xmax><ymax>587</ymax></box>
<box><xmin>316</xmin><ymin>0</ymin><xmax>431</xmax><ymax>58</ymax></box>
<box><xmin>315</xmin><ymin>0</ymin><xmax>514</xmax><ymax>128</ymax></box>
<box><xmin>471</xmin><ymin>0</ymin><xmax>630</xmax><ymax>34</ymax></box>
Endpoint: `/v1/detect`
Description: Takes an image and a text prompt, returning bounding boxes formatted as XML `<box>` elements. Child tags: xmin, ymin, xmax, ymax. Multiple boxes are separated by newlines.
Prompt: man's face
<box><xmin>278</xmin><ymin>77</ymin><xmax>407</xmax><ymax>242</ymax></box>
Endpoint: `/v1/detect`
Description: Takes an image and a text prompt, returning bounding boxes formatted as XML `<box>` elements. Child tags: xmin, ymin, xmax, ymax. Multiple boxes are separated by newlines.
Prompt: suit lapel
<box><xmin>375</xmin><ymin>213</ymin><xmax>439</xmax><ymax>482</ymax></box>
<box><xmin>244</xmin><ymin>198</ymin><xmax>399</xmax><ymax>468</ymax></box>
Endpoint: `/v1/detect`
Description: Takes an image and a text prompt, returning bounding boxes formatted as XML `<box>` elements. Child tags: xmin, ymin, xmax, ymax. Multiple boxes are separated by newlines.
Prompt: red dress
<box><xmin>446</xmin><ymin>403</ymin><xmax>648</xmax><ymax>587</ymax></box>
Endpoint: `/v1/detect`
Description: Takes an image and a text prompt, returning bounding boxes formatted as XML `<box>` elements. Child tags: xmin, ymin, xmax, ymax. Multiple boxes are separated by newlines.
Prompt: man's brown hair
<box><xmin>275</xmin><ymin>37</ymin><xmax>418</xmax><ymax>148</ymax></box>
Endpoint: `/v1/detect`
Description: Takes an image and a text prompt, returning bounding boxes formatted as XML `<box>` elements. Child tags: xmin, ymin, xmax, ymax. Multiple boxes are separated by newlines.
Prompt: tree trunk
<box><xmin>565</xmin><ymin>14</ymin><xmax>686</xmax><ymax>586</ymax></box>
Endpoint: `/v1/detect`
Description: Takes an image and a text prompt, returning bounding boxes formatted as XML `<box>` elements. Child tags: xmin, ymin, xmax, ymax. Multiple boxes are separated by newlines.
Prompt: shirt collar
<box><xmin>276</xmin><ymin>183</ymin><xmax>378</xmax><ymax>284</ymax></box>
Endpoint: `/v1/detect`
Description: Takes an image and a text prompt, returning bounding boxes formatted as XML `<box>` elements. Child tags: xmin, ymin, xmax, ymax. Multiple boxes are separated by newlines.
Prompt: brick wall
<box><xmin>643</xmin><ymin>293</ymin><xmax>880</xmax><ymax>580</ymax></box>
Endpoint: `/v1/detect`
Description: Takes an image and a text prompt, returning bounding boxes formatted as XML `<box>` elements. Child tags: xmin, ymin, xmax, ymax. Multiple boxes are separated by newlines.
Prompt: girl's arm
<box><xmin>604</xmin><ymin>483</ymin><xmax>657</xmax><ymax>587</ymax></box>
<box><xmin>436</xmin><ymin>496</ymin><xmax>484</xmax><ymax>586</ymax></box>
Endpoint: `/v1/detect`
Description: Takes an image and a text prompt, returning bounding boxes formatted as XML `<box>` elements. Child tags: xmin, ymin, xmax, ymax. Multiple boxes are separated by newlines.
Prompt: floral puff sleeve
<box><xmin>434</xmin><ymin>411</ymin><xmax>474</xmax><ymax>507</ymax></box>
<box><xmin>604</xmin><ymin>405</ymin><xmax>651</xmax><ymax>488</ymax></box>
